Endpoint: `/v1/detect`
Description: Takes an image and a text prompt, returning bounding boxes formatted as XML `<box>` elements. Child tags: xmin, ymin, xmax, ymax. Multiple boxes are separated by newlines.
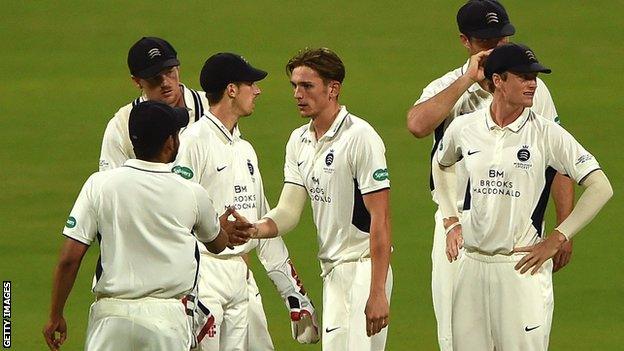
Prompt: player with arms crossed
<box><xmin>42</xmin><ymin>101</ymin><xmax>244</xmax><ymax>350</ymax></box>
<box><xmin>245</xmin><ymin>48</ymin><xmax>392</xmax><ymax>351</ymax></box>
<box><xmin>433</xmin><ymin>43</ymin><xmax>612</xmax><ymax>351</ymax></box>
<box><xmin>173</xmin><ymin>53</ymin><xmax>319</xmax><ymax>350</ymax></box>
<box><xmin>406</xmin><ymin>1</ymin><xmax>574</xmax><ymax>349</ymax></box>
<box><xmin>99</xmin><ymin>36</ymin><xmax>207</xmax><ymax>171</ymax></box>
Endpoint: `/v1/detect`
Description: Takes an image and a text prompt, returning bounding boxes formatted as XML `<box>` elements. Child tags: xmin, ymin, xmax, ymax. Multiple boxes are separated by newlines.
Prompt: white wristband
<box><xmin>445</xmin><ymin>221</ymin><xmax>461</xmax><ymax>236</ymax></box>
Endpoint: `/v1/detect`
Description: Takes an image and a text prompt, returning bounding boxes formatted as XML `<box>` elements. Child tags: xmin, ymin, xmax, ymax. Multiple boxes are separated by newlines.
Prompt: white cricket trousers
<box><xmin>452</xmin><ymin>251</ymin><xmax>553</xmax><ymax>351</ymax></box>
<box><xmin>247</xmin><ymin>269</ymin><xmax>275</xmax><ymax>350</ymax></box>
<box><xmin>431</xmin><ymin>209</ymin><xmax>462</xmax><ymax>351</ymax></box>
<box><xmin>85</xmin><ymin>297</ymin><xmax>191</xmax><ymax>351</ymax></box>
<box><xmin>196</xmin><ymin>255</ymin><xmax>248</xmax><ymax>351</ymax></box>
<box><xmin>322</xmin><ymin>259</ymin><xmax>393</xmax><ymax>351</ymax></box>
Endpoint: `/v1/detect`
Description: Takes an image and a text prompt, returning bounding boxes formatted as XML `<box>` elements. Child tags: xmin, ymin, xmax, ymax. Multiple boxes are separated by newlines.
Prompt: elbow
<box><xmin>406</xmin><ymin>112</ymin><xmax>431</xmax><ymax>138</ymax></box>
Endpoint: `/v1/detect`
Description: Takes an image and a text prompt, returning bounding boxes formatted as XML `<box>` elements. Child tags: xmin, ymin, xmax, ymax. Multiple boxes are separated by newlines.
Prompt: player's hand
<box><xmin>552</xmin><ymin>238</ymin><xmax>573</xmax><ymax>273</ymax></box>
<box><xmin>289</xmin><ymin>295</ymin><xmax>320</xmax><ymax>344</ymax></box>
<box><xmin>43</xmin><ymin>316</ymin><xmax>67</xmax><ymax>350</ymax></box>
<box><xmin>364</xmin><ymin>292</ymin><xmax>389</xmax><ymax>337</ymax></box>
<box><xmin>445</xmin><ymin>225</ymin><xmax>463</xmax><ymax>263</ymax></box>
<box><xmin>220</xmin><ymin>208</ymin><xmax>251</xmax><ymax>246</ymax></box>
<box><xmin>514</xmin><ymin>230</ymin><xmax>567</xmax><ymax>275</ymax></box>
<box><xmin>464</xmin><ymin>49</ymin><xmax>493</xmax><ymax>83</ymax></box>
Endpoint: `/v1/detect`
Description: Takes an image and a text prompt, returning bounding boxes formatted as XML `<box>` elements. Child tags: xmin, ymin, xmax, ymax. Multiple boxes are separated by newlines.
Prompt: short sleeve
<box><xmin>351</xmin><ymin>129</ymin><xmax>390</xmax><ymax>194</ymax></box>
<box><xmin>63</xmin><ymin>175</ymin><xmax>98</xmax><ymax>245</ymax></box>
<box><xmin>99</xmin><ymin>117</ymin><xmax>129</xmax><ymax>171</ymax></box>
<box><xmin>173</xmin><ymin>134</ymin><xmax>206</xmax><ymax>183</ymax></box>
<box><xmin>436</xmin><ymin>120</ymin><xmax>463</xmax><ymax>167</ymax></box>
<box><xmin>193</xmin><ymin>186</ymin><xmax>221</xmax><ymax>243</ymax></box>
<box><xmin>533</xmin><ymin>78</ymin><xmax>559</xmax><ymax>124</ymax></box>
<box><xmin>284</xmin><ymin>130</ymin><xmax>305</xmax><ymax>187</ymax></box>
<box><xmin>547</xmin><ymin>124</ymin><xmax>600</xmax><ymax>184</ymax></box>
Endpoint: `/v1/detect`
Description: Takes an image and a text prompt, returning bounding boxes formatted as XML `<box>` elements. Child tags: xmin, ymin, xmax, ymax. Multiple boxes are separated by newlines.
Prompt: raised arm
<box><xmin>406</xmin><ymin>50</ymin><xmax>491</xmax><ymax>138</ymax></box>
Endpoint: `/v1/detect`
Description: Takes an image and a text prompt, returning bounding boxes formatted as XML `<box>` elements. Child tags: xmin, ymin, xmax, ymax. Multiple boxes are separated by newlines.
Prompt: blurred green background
<box><xmin>1</xmin><ymin>1</ymin><xmax>622</xmax><ymax>349</ymax></box>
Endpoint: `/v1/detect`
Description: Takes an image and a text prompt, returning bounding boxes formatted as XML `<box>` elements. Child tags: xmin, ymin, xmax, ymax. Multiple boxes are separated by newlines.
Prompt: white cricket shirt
<box><xmin>63</xmin><ymin>159</ymin><xmax>221</xmax><ymax>299</ymax></box>
<box><xmin>99</xmin><ymin>84</ymin><xmax>208</xmax><ymax>171</ymax></box>
<box><xmin>284</xmin><ymin>106</ymin><xmax>390</xmax><ymax>276</ymax></box>
<box><xmin>437</xmin><ymin>107</ymin><xmax>600</xmax><ymax>255</ymax></box>
<box><xmin>173</xmin><ymin>112</ymin><xmax>269</xmax><ymax>257</ymax></box>
<box><xmin>415</xmin><ymin>61</ymin><xmax>558</xmax><ymax>210</ymax></box>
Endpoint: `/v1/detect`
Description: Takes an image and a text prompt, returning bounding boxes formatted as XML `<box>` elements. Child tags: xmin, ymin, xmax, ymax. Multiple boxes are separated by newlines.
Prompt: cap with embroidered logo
<box><xmin>484</xmin><ymin>43</ymin><xmax>552</xmax><ymax>79</ymax></box>
<box><xmin>127</xmin><ymin>37</ymin><xmax>180</xmax><ymax>79</ymax></box>
<box><xmin>200</xmin><ymin>53</ymin><xmax>268</xmax><ymax>93</ymax></box>
<box><xmin>457</xmin><ymin>0</ymin><xmax>515</xmax><ymax>39</ymax></box>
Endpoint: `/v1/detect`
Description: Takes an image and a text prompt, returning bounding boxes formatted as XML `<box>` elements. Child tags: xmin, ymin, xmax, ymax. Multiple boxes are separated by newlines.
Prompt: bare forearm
<box><xmin>407</xmin><ymin>75</ymin><xmax>473</xmax><ymax>138</ymax></box>
<box><xmin>49</xmin><ymin>260</ymin><xmax>81</xmax><ymax>319</ymax></box>
<box><xmin>369</xmin><ymin>218</ymin><xmax>391</xmax><ymax>295</ymax></box>
<box><xmin>253</xmin><ymin>217</ymin><xmax>279</xmax><ymax>238</ymax></box>
<box><xmin>551</xmin><ymin>172</ymin><xmax>574</xmax><ymax>225</ymax></box>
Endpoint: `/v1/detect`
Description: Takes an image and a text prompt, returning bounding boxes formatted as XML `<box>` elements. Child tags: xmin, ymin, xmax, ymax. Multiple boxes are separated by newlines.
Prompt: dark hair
<box><xmin>133</xmin><ymin>132</ymin><xmax>177</xmax><ymax>160</ymax></box>
<box><xmin>286</xmin><ymin>48</ymin><xmax>345</xmax><ymax>83</ymax></box>
<box><xmin>204</xmin><ymin>82</ymin><xmax>245</xmax><ymax>105</ymax></box>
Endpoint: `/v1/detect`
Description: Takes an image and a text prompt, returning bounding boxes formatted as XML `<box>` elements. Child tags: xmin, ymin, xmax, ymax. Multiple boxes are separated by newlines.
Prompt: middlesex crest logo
<box><xmin>325</xmin><ymin>150</ymin><xmax>334</xmax><ymax>166</ymax></box>
<box><xmin>147</xmin><ymin>48</ymin><xmax>162</xmax><ymax>59</ymax></box>
<box><xmin>514</xmin><ymin>145</ymin><xmax>533</xmax><ymax>170</ymax></box>
<box><xmin>517</xmin><ymin>146</ymin><xmax>531</xmax><ymax>162</ymax></box>
<box><xmin>247</xmin><ymin>159</ymin><xmax>255</xmax><ymax>175</ymax></box>
<box><xmin>485</xmin><ymin>12</ymin><xmax>499</xmax><ymax>24</ymax></box>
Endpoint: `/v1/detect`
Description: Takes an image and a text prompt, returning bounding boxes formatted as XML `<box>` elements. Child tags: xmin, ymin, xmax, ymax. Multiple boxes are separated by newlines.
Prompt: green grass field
<box><xmin>2</xmin><ymin>1</ymin><xmax>623</xmax><ymax>349</ymax></box>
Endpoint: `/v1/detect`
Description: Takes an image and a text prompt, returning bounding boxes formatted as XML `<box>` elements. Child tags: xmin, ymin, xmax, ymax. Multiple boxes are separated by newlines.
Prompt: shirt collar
<box><xmin>123</xmin><ymin>159</ymin><xmax>173</xmax><ymax>173</ymax></box>
<box><xmin>485</xmin><ymin>106</ymin><xmax>532</xmax><ymax>133</ymax></box>
<box><xmin>460</xmin><ymin>59</ymin><xmax>489</xmax><ymax>94</ymax></box>
<box><xmin>306</xmin><ymin>106</ymin><xmax>350</xmax><ymax>140</ymax></box>
<box><xmin>204</xmin><ymin>110</ymin><xmax>242</xmax><ymax>143</ymax></box>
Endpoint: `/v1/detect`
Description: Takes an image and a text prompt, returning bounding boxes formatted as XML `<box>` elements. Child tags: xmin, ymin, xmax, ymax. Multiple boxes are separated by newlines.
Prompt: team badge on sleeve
<box><xmin>172</xmin><ymin>166</ymin><xmax>194</xmax><ymax>179</ymax></box>
<box><xmin>65</xmin><ymin>216</ymin><xmax>77</xmax><ymax>228</ymax></box>
<box><xmin>373</xmin><ymin>168</ymin><xmax>389</xmax><ymax>181</ymax></box>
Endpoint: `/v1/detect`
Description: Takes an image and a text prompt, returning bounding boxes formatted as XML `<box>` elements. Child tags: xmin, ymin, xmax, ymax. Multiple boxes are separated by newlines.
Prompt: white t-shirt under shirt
<box><xmin>437</xmin><ymin>107</ymin><xmax>600</xmax><ymax>255</ymax></box>
<box><xmin>63</xmin><ymin>159</ymin><xmax>221</xmax><ymax>299</ymax></box>
<box><xmin>415</xmin><ymin>61</ymin><xmax>559</xmax><ymax>210</ymax></box>
<box><xmin>284</xmin><ymin>106</ymin><xmax>390</xmax><ymax>276</ymax></box>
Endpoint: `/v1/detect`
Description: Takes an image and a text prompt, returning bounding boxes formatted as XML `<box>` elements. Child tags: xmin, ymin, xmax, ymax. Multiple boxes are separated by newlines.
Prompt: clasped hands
<box><xmin>219</xmin><ymin>207</ymin><xmax>258</xmax><ymax>247</ymax></box>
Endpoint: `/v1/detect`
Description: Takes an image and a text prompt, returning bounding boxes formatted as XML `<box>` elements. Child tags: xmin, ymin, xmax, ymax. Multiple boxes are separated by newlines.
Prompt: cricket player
<box><xmin>42</xmin><ymin>101</ymin><xmax>245</xmax><ymax>350</ymax></box>
<box><xmin>406</xmin><ymin>1</ymin><xmax>574</xmax><ymax>349</ymax></box>
<box><xmin>246</xmin><ymin>48</ymin><xmax>393</xmax><ymax>351</ymax></box>
<box><xmin>99</xmin><ymin>36</ymin><xmax>207</xmax><ymax>171</ymax></box>
<box><xmin>173</xmin><ymin>52</ymin><xmax>319</xmax><ymax>350</ymax></box>
<box><xmin>433</xmin><ymin>42</ymin><xmax>612</xmax><ymax>351</ymax></box>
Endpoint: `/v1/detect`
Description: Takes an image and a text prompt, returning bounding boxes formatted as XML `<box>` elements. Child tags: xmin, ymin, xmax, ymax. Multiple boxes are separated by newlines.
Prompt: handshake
<box><xmin>219</xmin><ymin>207</ymin><xmax>259</xmax><ymax>248</ymax></box>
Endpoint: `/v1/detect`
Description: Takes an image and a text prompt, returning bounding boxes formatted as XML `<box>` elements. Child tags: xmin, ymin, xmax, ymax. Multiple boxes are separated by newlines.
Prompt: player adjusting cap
<box><xmin>128</xmin><ymin>37</ymin><xmax>180</xmax><ymax>79</ymax></box>
<box><xmin>457</xmin><ymin>0</ymin><xmax>515</xmax><ymax>39</ymax></box>
<box><xmin>200</xmin><ymin>53</ymin><xmax>268</xmax><ymax>93</ymax></box>
<box><xmin>484</xmin><ymin>43</ymin><xmax>552</xmax><ymax>79</ymax></box>
<box><xmin>128</xmin><ymin>101</ymin><xmax>189</xmax><ymax>148</ymax></box>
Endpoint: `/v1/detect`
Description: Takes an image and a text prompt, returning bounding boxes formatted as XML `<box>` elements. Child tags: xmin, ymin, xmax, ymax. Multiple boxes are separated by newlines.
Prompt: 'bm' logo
<box><xmin>489</xmin><ymin>169</ymin><xmax>504</xmax><ymax>178</ymax></box>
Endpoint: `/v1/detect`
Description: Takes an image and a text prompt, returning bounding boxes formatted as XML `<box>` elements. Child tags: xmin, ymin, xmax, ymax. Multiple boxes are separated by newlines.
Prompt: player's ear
<box><xmin>131</xmin><ymin>76</ymin><xmax>142</xmax><ymax>89</ymax></box>
<box><xmin>226</xmin><ymin>83</ymin><xmax>238</xmax><ymax>99</ymax></box>
<box><xmin>460</xmin><ymin>34</ymin><xmax>471</xmax><ymax>50</ymax></box>
<box><xmin>329</xmin><ymin>81</ymin><xmax>341</xmax><ymax>99</ymax></box>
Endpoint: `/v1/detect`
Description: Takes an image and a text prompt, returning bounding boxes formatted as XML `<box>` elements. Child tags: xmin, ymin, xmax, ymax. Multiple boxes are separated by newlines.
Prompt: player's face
<box><xmin>135</xmin><ymin>66</ymin><xmax>183</xmax><ymax>107</ymax></box>
<box><xmin>495</xmin><ymin>72</ymin><xmax>538</xmax><ymax>108</ymax></box>
<box><xmin>233</xmin><ymin>81</ymin><xmax>261</xmax><ymax>117</ymax></box>
<box><xmin>462</xmin><ymin>35</ymin><xmax>509</xmax><ymax>55</ymax></box>
<box><xmin>290</xmin><ymin>66</ymin><xmax>337</xmax><ymax>118</ymax></box>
